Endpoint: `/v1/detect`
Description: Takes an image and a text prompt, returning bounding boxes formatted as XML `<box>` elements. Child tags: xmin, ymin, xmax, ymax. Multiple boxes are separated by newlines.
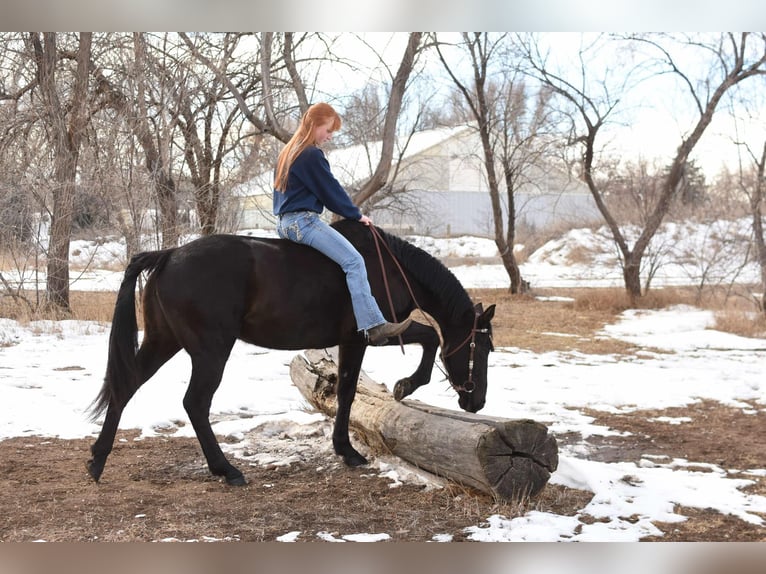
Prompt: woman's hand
<box><xmin>359</xmin><ymin>215</ymin><xmax>373</xmax><ymax>226</ymax></box>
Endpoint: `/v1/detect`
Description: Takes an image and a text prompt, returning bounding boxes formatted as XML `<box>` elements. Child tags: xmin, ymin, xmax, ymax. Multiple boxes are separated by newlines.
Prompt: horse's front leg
<box><xmin>333</xmin><ymin>343</ymin><xmax>368</xmax><ymax>467</ymax></box>
<box><xmin>380</xmin><ymin>321</ymin><xmax>440</xmax><ymax>402</ymax></box>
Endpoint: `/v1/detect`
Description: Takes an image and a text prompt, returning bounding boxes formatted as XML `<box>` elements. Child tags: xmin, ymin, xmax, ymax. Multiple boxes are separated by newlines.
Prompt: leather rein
<box><xmin>368</xmin><ymin>225</ymin><xmax>488</xmax><ymax>394</ymax></box>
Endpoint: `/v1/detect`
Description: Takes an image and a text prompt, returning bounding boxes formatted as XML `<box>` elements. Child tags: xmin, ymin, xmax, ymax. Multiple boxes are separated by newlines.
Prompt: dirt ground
<box><xmin>0</xmin><ymin>289</ymin><xmax>764</xmax><ymax>542</ymax></box>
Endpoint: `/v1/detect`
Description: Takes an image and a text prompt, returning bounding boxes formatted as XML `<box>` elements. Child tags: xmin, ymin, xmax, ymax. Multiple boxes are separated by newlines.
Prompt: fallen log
<box><xmin>290</xmin><ymin>349</ymin><xmax>558</xmax><ymax>502</ymax></box>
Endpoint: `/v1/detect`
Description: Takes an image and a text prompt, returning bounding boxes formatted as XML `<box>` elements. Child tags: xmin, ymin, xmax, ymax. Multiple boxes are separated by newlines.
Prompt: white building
<box><xmin>230</xmin><ymin>124</ymin><xmax>600</xmax><ymax>238</ymax></box>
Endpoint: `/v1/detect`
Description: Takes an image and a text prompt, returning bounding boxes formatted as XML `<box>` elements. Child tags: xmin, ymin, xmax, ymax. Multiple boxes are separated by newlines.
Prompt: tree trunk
<box><xmin>46</xmin><ymin>162</ymin><xmax>76</xmax><ymax>311</ymax></box>
<box><xmin>354</xmin><ymin>32</ymin><xmax>423</xmax><ymax>206</ymax></box>
<box><xmin>501</xmin><ymin>249</ymin><xmax>524</xmax><ymax>294</ymax></box>
<box><xmin>33</xmin><ymin>32</ymin><xmax>92</xmax><ymax>312</ymax></box>
<box><xmin>155</xmin><ymin>171</ymin><xmax>179</xmax><ymax>248</ymax></box>
<box><xmin>622</xmin><ymin>255</ymin><xmax>642</xmax><ymax>303</ymax></box>
<box><xmin>133</xmin><ymin>33</ymin><xmax>179</xmax><ymax>248</ymax></box>
<box><xmin>290</xmin><ymin>349</ymin><xmax>558</xmax><ymax>501</ymax></box>
<box><xmin>752</xmin><ymin>141</ymin><xmax>766</xmax><ymax>315</ymax></box>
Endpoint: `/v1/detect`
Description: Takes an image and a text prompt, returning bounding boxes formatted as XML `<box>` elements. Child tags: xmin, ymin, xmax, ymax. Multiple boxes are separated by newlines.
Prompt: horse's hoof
<box><xmin>225</xmin><ymin>473</ymin><xmax>247</xmax><ymax>486</ymax></box>
<box><xmin>393</xmin><ymin>379</ymin><xmax>411</xmax><ymax>401</ymax></box>
<box><xmin>86</xmin><ymin>459</ymin><xmax>103</xmax><ymax>483</ymax></box>
<box><xmin>343</xmin><ymin>452</ymin><xmax>369</xmax><ymax>467</ymax></box>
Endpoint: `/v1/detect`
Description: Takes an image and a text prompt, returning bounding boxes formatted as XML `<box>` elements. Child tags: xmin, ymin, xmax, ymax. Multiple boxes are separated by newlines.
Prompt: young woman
<box><xmin>273</xmin><ymin>102</ymin><xmax>411</xmax><ymax>345</ymax></box>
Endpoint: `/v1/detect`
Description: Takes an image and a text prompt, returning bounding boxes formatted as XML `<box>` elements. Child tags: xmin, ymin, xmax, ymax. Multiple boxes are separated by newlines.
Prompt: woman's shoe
<box><xmin>367</xmin><ymin>317</ymin><xmax>413</xmax><ymax>345</ymax></box>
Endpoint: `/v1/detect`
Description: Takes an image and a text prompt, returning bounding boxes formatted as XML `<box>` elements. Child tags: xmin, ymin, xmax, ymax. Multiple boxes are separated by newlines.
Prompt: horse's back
<box><xmin>145</xmin><ymin>233</ymin><xmax>353</xmax><ymax>351</ymax></box>
<box><xmin>150</xmin><ymin>234</ymin><xmax>257</xmax><ymax>302</ymax></box>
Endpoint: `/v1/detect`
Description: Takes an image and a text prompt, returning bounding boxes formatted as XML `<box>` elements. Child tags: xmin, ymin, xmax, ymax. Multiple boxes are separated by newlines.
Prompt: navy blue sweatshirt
<box><xmin>273</xmin><ymin>146</ymin><xmax>362</xmax><ymax>220</ymax></box>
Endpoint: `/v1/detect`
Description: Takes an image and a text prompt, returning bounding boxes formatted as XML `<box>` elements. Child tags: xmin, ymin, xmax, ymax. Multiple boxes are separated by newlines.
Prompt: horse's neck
<box><xmin>416</xmin><ymin>290</ymin><xmax>465</xmax><ymax>333</ymax></box>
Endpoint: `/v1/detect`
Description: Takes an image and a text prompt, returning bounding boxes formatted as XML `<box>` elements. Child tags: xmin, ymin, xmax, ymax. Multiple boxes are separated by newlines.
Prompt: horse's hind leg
<box><xmin>88</xmin><ymin>336</ymin><xmax>180</xmax><ymax>482</ymax></box>
<box><xmin>184</xmin><ymin>350</ymin><xmax>245</xmax><ymax>486</ymax></box>
<box><xmin>88</xmin><ymin>402</ymin><xmax>124</xmax><ymax>482</ymax></box>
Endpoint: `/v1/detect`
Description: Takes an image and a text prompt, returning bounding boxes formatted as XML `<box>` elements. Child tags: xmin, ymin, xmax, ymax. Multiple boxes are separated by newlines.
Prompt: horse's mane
<box><xmin>375</xmin><ymin>227</ymin><xmax>475</xmax><ymax>323</ymax></box>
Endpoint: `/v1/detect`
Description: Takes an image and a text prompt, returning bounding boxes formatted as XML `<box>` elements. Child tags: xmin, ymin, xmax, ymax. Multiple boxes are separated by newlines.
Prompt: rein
<box><xmin>368</xmin><ymin>225</ymin><xmax>487</xmax><ymax>394</ymax></box>
<box><xmin>369</xmin><ymin>225</ymin><xmax>417</xmax><ymax>353</ymax></box>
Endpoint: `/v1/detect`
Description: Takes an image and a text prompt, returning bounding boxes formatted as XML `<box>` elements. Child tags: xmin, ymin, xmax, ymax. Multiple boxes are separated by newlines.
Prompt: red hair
<box><xmin>274</xmin><ymin>102</ymin><xmax>342</xmax><ymax>192</ymax></box>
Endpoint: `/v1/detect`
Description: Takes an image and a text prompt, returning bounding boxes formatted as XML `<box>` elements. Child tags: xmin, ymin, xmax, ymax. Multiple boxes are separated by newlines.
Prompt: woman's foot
<box><xmin>367</xmin><ymin>318</ymin><xmax>413</xmax><ymax>345</ymax></box>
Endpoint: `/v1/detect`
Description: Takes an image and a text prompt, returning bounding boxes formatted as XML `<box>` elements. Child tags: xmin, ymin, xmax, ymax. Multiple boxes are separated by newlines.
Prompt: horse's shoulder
<box><xmin>331</xmin><ymin>219</ymin><xmax>377</xmax><ymax>252</ymax></box>
<box><xmin>331</xmin><ymin>219</ymin><xmax>363</xmax><ymax>238</ymax></box>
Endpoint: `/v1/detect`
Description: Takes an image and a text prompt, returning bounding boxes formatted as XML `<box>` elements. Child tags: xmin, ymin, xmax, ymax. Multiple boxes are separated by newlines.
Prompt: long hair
<box><xmin>274</xmin><ymin>102</ymin><xmax>342</xmax><ymax>192</ymax></box>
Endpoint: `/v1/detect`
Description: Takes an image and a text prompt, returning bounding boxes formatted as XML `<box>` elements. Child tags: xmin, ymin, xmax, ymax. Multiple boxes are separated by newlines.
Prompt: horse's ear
<box><xmin>479</xmin><ymin>304</ymin><xmax>495</xmax><ymax>323</ymax></box>
<box><xmin>471</xmin><ymin>303</ymin><xmax>495</xmax><ymax>323</ymax></box>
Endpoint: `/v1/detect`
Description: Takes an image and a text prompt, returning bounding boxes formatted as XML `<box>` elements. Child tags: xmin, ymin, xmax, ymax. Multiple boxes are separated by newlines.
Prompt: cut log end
<box><xmin>478</xmin><ymin>421</ymin><xmax>559</xmax><ymax>500</ymax></box>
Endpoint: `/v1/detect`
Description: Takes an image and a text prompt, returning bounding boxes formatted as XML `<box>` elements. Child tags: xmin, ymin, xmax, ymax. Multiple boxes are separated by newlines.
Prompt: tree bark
<box><xmin>751</xmin><ymin>141</ymin><xmax>766</xmax><ymax>315</ymax></box>
<box><xmin>290</xmin><ymin>349</ymin><xmax>558</xmax><ymax>501</ymax></box>
<box><xmin>133</xmin><ymin>33</ymin><xmax>178</xmax><ymax>248</ymax></box>
<box><xmin>33</xmin><ymin>32</ymin><xmax>92</xmax><ymax>312</ymax></box>
<box><xmin>92</xmin><ymin>35</ymin><xmax>178</xmax><ymax>250</ymax></box>
<box><xmin>436</xmin><ymin>33</ymin><xmax>532</xmax><ymax>294</ymax></box>
<box><xmin>353</xmin><ymin>32</ymin><xmax>423</xmax><ymax>207</ymax></box>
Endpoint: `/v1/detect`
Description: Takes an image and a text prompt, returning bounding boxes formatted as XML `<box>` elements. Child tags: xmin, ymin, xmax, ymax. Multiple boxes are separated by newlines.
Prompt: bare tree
<box><xmin>336</xmin><ymin>76</ymin><xmax>451</xmax><ymax>227</ymax></box>
<box><xmin>87</xmin><ymin>66</ymin><xmax>155</xmax><ymax>262</ymax></box>
<box><xmin>92</xmin><ymin>33</ymin><xmax>183</xmax><ymax>249</ymax></box>
<box><xmin>182</xmin><ymin>32</ymin><xmax>425</xmax><ymax>216</ymax></box>
<box><xmin>520</xmin><ymin>32</ymin><xmax>766</xmax><ymax>303</ymax></box>
<box><xmin>179</xmin><ymin>31</ymin><xmax>305</xmax><ymax>142</ymax></box>
<box><xmin>750</xmin><ymin>143</ymin><xmax>766</xmax><ymax>314</ymax></box>
<box><xmin>435</xmin><ymin>33</ymin><xmax>557</xmax><ymax>293</ymax></box>
<box><xmin>727</xmin><ymin>73</ymin><xmax>766</xmax><ymax>315</ymax></box>
<box><xmin>341</xmin><ymin>84</ymin><xmax>386</xmax><ymax>145</ymax></box>
<box><xmin>0</xmin><ymin>35</ymin><xmax>38</xmax><ymax>239</ymax></box>
<box><xmin>735</xmin><ymin>141</ymin><xmax>766</xmax><ymax>313</ymax></box>
<box><xmin>171</xmin><ymin>33</ymin><xmax>264</xmax><ymax>235</ymax></box>
<box><xmin>177</xmin><ymin>32</ymin><xmax>320</xmax><ymax>231</ymax></box>
<box><xmin>92</xmin><ymin>33</ymin><xmax>263</xmax><ymax>243</ymax></box>
<box><xmin>131</xmin><ymin>33</ymin><xmax>180</xmax><ymax>247</ymax></box>
<box><xmin>351</xmin><ymin>33</ymin><xmax>423</xmax><ymax>207</ymax></box>
<box><xmin>31</xmin><ymin>32</ymin><xmax>92</xmax><ymax>312</ymax></box>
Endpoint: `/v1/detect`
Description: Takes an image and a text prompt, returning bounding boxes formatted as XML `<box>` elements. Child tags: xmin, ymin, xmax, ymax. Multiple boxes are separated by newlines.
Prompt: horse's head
<box><xmin>441</xmin><ymin>303</ymin><xmax>495</xmax><ymax>413</ymax></box>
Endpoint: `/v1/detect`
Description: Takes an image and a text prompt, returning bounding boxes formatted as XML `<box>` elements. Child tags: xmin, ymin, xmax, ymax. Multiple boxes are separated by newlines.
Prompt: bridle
<box><xmin>368</xmin><ymin>225</ymin><xmax>492</xmax><ymax>395</ymax></box>
<box><xmin>440</xmin><ymin>312</ymin><xmax>493</xmax><ymax>394</ymax></box>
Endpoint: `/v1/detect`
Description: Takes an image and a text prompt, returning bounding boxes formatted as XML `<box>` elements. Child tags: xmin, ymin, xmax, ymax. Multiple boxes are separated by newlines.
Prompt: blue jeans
<box><xmin>276</xmin><ymin>211</ymin><xmax>386</xmax><ymax>332</ymax></box>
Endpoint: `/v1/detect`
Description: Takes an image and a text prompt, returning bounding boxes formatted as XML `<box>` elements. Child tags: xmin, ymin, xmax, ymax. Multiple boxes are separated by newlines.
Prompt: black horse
<box><xmin>87</xmin><ymin>220</ymin><xmax>495</xmax><ymax>485</ymax></box>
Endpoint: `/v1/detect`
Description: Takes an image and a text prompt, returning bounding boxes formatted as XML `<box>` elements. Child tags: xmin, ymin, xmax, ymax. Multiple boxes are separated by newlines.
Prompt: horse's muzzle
<box><xmin>459</xmin><ymin>394</ymin><xmax>484</xmax><ymax>413</ymax></box>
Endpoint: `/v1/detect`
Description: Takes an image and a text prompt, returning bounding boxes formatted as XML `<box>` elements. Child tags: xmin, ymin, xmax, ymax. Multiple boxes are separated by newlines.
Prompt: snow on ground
<box><xmin>2</xmin><ymin>303</ymin><xmax>764</xmax><ymax>542</ymax></box>
<box><xmin>6</xmin><ymin>217</ymin><xmax>761</xmax><ymax>293</ymax></box>
<box><xmin>1</xmin><ymin>221</ymin><xmax>765</xmax><ymax>541</ymax></box>
<box><xmin>451</xmin><ymin>218</ymin><xmax>762</xmax><ymax>290</ymax></box>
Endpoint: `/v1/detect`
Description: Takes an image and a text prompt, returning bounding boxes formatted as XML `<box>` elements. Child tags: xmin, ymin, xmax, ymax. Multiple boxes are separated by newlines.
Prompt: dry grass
<box><xmin>469</xmin><ymin>287</ymin><xmax>693</xmax><ymax>355</ymax></box>
<box><xmin>70</xmin><ymin>291</ymin><xmax>119</xmax><ymax>322</ymax></box>
<box><xmin>469</xmin><ymin>285</ymin><xmax>766</xmax><ymax>355</ymax></box>
<box><xmin>569</xmin><ymin>286</ymin><xmax>692</xmax><ymax>312</ymax></box>
<box><xmin>560</xmin><ymin>244</ymin><xmax>594</xmax><ymax>265</ymax></box>
<box><xmin>714</xmin><ymin>309</ymin><xmax>766</xmax><ymax>339</ymax></box>
<box><xmin>0</xmin><ymin>290</ymin><xmax>117</xmax><ymax>324</ymax></box>
<box><xmin>0</xmin><ymin>433</ymin><xmax>594</xmax><ymax>542</ymax></box>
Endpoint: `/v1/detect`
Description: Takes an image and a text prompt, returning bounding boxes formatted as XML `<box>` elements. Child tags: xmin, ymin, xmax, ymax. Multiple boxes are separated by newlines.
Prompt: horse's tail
<box><xmin>88</xmin><ymin>249</ymin><xmax>172</xmax><ymax>421</ymax></box>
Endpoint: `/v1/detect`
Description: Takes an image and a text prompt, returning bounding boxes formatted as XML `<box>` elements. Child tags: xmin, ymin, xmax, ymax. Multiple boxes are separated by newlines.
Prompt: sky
<box><xmin>308</xmin><ymin>32</ymin><xmax>766</xmax><ymax>180</ymax></box>
<box><xmin>1</xmin><ymin>223</ymin><xmax>764</xmax><ymax>542</ymax></box>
